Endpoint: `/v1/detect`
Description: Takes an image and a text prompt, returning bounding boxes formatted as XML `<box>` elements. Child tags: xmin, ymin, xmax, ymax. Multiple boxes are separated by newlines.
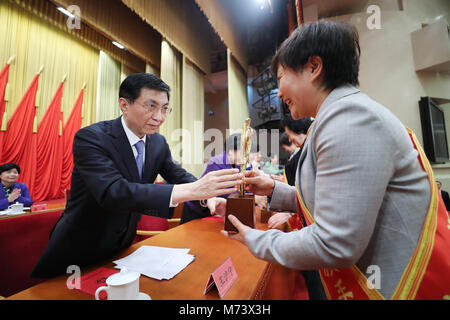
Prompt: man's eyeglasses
<box><xmin>134</xmin><ymin>101</ymin><xmax>172</xmax><ymax>115</ymax></box>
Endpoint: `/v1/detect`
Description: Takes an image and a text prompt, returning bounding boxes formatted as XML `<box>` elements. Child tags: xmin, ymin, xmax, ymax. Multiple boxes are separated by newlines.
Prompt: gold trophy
<box><xmin>225</xmin><ymin>119</ymin><xmax>256</xmax><ymax>232</ymax></box>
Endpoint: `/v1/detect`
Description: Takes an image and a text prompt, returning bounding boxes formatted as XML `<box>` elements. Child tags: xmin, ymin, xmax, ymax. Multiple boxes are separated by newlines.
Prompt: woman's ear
<box><xmin>307</xmin><ymin>56</ymin><xmax>324</xmax><ymax>81</ymax></box>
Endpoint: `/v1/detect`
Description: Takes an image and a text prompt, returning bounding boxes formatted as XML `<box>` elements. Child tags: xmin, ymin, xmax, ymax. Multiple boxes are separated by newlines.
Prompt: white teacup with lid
<box><xmin>95</xmin><ymin>268</ymin><xmax>141</xmax><ymax>300</ymax></box>
<box><xmin>8</xmin><ymin>202</ymin><xmax>24</xmax><ymax>214</ymax></box>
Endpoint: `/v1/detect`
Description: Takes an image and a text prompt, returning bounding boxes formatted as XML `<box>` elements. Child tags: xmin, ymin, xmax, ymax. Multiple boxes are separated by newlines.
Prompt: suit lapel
<box><xmin>141</xmin><ymin>135</ymin><xmax>153</xmax><ymax>183</ymax></box>
<box><xmin>295</xmin><ymin>121</ymin><xmax>314</xmax><ymax>203</ymax></box>
<box><xmin>110</xmin><ymin>117</ymin><xmax>141</xmax><ymax>182</ymax></box>
<box><xmin>297</xmin><ymin>120</ymin><xmax>314</xmax><ymax>171</ymax></box>
<box><xmin>297</xmin><ymin>147</ymin><xmax>308</xmax><ymax>169</ymax></box>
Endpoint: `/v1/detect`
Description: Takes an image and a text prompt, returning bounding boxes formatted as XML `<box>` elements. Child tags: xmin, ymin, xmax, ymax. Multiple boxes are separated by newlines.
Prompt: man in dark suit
<box><xmin>280</xmin><ymin>132</ymin><xmax>298</xmax><ymax>186</ymax></box>
<box><xmin>31</xmin><ymin>74</ymin><xmax>241</xmax><ymax>278</ymax></box>
<box><xmin>436</xmin><ymin>181</ymin><xmax>450</xmax><ymax>211</ymax></box>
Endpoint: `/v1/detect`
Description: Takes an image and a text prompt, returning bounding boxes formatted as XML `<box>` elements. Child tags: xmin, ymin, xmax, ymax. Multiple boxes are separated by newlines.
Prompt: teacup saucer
<box><xmin>8</xmin><ymin>211</ymin><xmax>25</xmax><ymax>215</ymax></box>
<box><xmin>138</xmin><ymin>292</ymin><xmax>151</xmax><ymax>300</ymax></box>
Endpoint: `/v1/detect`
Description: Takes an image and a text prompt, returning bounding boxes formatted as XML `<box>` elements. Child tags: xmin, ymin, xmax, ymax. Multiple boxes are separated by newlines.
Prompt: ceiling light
<box><xmin>112</xmin><ymin>41</ymin><xmax>126</xmax><ymax>50</ymax></box>
<box><xmin>57</xmin><ymin>7</ymin><xmax>75</xmax><ymax>19</ymax></box>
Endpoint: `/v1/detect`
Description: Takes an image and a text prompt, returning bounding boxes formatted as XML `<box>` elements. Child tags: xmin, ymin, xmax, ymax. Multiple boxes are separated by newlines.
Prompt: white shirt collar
<box><xmin>121</xmin><ymin>116</ymin><xmax>146</xmax><ymax>147</ymax></box>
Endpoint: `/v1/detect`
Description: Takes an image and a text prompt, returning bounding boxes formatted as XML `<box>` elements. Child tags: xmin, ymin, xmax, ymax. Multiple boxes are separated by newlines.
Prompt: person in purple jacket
<box><xmin>180</xmin><ymin>133</ymin><xmax>257</xmax><ymax>224</ymax></box>
<box><xmin>0</xmin><ymin>163</ymin><xmax>33</xmax><ymax>210</ymax></box>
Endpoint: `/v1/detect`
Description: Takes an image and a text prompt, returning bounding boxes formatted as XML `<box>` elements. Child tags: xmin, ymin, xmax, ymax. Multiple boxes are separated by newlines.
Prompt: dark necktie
<box><xmin>135</xmin><ymin>140</ymin><xmax>144</xmax><ymax>180</ymax></box>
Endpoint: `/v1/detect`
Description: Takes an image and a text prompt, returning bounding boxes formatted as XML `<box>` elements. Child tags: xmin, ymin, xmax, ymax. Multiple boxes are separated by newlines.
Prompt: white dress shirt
<box><xmin>121</xmin><ymin>116</ymin><xmax>146</xmax><ymax>162</ymax></box>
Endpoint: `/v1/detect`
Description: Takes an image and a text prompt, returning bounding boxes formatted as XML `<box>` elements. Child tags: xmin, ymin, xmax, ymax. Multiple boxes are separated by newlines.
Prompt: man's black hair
<box><xmin>271</xmin><ymin>20</ymin><xmax>361</xmax><ymax>90</ymax></box>
<box><xmin>280</xmin><ymin>132</ymin><xmax>292</xmax><ymax>146</ymax></box>
<box><xmin>119</xmin><ymin>73</ymin><xmax>171</xmax><ymax>104</ymax></box>
<box><xmin>281</xmin><ymin>114</ymin><xmax>313</xmax><ymax>135</ymax></box>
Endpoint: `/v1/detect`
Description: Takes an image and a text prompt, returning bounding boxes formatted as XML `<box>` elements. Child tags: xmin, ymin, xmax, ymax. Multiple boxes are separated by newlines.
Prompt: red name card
<box><xmin>75</xmin><ymin>267</ymin><xmax>119</xmax><ymax>299</ymax></box>
<box><xmin>31</xmin><ymin>204</ymin><xmax>47</xmax><ymax>212</ymax></box>
<box><xmin>204</xmin><ymin>257</ymin><xmax>238</xmax><ymax>299</ymax></box>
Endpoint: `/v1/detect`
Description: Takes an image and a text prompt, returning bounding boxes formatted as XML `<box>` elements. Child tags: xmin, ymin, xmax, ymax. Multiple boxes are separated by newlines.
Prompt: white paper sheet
<box><xmin>113</xmin><ymin>245</ymin><xmax>195</xmax><ymax>280</ymax></box>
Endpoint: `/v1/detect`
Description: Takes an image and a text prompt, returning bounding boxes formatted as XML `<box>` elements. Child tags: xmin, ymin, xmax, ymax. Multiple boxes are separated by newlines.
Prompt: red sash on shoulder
<box><xmin>294</xmin><ymin>128</ymin><xmax>450</xmax><ymax>300</ymax></box>
<box><xmin>283</xmin><ymin>169</ymin><xmax>303</xmax><ymax>231</ymax></box>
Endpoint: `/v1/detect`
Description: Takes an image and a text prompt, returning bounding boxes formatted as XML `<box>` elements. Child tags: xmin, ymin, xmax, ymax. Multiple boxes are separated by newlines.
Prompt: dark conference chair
<box><xmin>0</xmin><ymin>211</ymin><xmax>62</xmax><ymax>297</ymax></box>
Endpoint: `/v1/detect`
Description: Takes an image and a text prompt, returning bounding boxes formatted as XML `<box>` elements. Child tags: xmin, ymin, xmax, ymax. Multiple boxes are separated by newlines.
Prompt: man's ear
<box><xmin>119</xmin><ymin>98</ymin><xmax>128</xmax><ymax>113</ymax></box>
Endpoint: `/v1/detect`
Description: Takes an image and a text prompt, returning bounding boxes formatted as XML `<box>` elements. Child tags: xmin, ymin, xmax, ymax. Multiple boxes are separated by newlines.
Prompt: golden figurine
<box><xmin>225</xmin><ymin>118</ymin><xmax>256</xmax><ymax>232</ymax></box>
<box><xmin>239</xmin><ymin>118</ymin><xmax>253</xmax><ymax>196</ymax></box>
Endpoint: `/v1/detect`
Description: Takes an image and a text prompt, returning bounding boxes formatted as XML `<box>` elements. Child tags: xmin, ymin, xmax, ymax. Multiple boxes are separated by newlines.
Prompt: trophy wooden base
<box><xmin>225</xmin><ymin>193</ymin><xmax>255</xmax><ymax>233</ymax></box>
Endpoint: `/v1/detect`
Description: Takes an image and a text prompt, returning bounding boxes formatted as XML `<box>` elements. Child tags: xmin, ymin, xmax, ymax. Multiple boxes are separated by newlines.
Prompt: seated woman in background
<box><xmin>180</xmin><ymin>133</ymin><xmax>262</xmax><ymax>224</ymax></box>
<box><xmin>0</xmin><ymin>163</ymin><xmax>33</xmax><ymax>210</ymax></box>
<box><xmin>180</xmin><ymin>133</ymin><xmax>243</xmax><ymax>224</ymax></box>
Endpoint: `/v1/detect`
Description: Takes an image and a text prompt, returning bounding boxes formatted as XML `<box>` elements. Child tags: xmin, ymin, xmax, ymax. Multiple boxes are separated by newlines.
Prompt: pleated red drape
<box><xmin>0</xmin><ymin>63</ymin><xmax>10</xmax><ymax>157</ymax></box>
<box><xmin>60</xmin><ymin>89</ymin><xmax>84</xmax><ymax>197</ymax></box>
<box><xmin>34</xmin><ymin>82</ymin><xmax>64</xmax><ymax>201</ymax></box>
<box><xmin>1</xmin><ymin>74</ymin><xmax>39</xmax><ymax>195</ymax></box>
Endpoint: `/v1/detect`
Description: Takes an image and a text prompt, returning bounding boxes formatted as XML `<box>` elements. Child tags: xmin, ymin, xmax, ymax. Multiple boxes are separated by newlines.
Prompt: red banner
<box><xmin>0</xmin><ymin>63</ymin><xmax>10</xmax><ymax>157</ymax></box>
<box><xmin>1</xmin><ymin>74</ymin><xmax>39</xmax><ymax>194</ymax></box>
<box><xmin>34</xmin><ymin>82</ymin><xmax>64</xmax><ymax>201</ymax></box>
<box><xmin>60</xmin><ymin>89</ymin><xmax>84</xmax><ymax>197</ymax></box>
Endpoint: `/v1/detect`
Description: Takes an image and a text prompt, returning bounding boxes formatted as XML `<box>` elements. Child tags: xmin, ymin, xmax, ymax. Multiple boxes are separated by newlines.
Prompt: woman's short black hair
<box><xmin>224</xmin><ymin>133</ymin><xmax>241</xmax><ymax>152</ymax></box>
<box><xmin>119</xmin><ymin>73</ymin><xmax>171</xmax><ymax>104</ymax></box>
<box><xmin>0</xmin><ymin>163</ymin><xmax>21</xmax><ymax>175</ymax></box>
<box><xmin>271</xmin><ymin>20</ymin><xmax>361</xmax><ymax>90</ymax></box>
<box><xmin>224</xmin><ymin>133</ymin><xmax>259</xmax><ymax>153</ymax></box>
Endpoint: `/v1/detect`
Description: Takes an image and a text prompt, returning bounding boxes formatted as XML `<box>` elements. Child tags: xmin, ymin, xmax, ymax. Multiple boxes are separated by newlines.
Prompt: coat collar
<box><xmin>299</xmin><ymin>85</ymin><xmax>360</xmax><ymax>162</ymax></box>
<box><xmin>316</xmin><ymin>85</ymin><xmax>360</xmax><ymax>119</ymax></box>
<box><xmin>142</xmin><ymin>133</ymin><xmax>156</xmax><ymax>183</ymax></box>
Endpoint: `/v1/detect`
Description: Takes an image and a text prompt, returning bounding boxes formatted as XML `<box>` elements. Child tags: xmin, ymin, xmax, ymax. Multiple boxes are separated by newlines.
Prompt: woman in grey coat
<box><xmin>223</xmin><ymin>21</ymin><xmax>449</xmax><ymax>300</ymax></box>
